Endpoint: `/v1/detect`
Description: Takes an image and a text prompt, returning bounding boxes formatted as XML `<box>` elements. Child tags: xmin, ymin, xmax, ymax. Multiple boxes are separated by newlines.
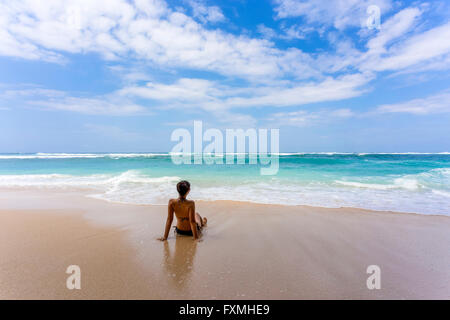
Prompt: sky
<box><xmin>0</xmin><ymin>0</ymin><xmax>449</xmax><ymax>153</ymax></box>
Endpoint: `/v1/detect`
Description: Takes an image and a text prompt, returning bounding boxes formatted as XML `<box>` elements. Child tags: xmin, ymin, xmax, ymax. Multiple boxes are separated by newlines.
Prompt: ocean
<box><xmin>0</xmin><ymin>152</ymin><xmax>449</xmax><ymax>215</ymax></box>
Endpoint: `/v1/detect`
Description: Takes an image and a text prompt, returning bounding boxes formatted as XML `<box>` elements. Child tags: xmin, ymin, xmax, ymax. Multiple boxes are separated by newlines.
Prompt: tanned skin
<box><xmin>158</xmin><ymin>190</ymin><xmax>207</xmax><ymax>241</ymax></box>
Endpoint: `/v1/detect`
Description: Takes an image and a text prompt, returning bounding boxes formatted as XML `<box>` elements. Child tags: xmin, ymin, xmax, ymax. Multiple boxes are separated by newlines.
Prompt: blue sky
<box><xmin>0</xmin><ymin>0</ymin><xmax>449</xmax><ymax>152</ymax></box>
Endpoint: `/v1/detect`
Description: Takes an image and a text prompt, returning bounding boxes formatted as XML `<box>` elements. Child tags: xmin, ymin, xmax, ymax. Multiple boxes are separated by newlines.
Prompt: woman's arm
<box><xmin>159</xmin><ymin>200</ymin><xmax>174</xmax><ymax>241</ymax></box>
<box><xmin>189</xmin><ymin>202</ymin><xmax>199</xmax><ymax>240</ymax></box>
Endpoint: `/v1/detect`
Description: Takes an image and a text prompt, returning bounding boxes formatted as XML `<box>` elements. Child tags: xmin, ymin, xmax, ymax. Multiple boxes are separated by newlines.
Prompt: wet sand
<box><xmin>0</xmin><ymin>189</ymin><xmax>449</xmax><ymax>299</ymax></box>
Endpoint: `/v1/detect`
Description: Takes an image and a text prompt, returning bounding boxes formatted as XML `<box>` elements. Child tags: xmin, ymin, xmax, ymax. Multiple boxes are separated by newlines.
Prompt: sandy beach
<box><xmin>0</xmin><ymin>188</ymin><xmax>449</xmax><ymax>300</ymax></box>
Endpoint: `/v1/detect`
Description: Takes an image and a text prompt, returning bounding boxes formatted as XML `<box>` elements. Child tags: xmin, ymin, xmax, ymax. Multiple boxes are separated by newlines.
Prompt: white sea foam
<box><xmin>0</xmin><ymin>171</ymin><xmax>179</xmax><ymax>188</ymax></box>
<box><xmin>0</xmin><ymin>173</ymin><xmax>111</xmax><ymax>187</ymax></box>
<box><xmin>335</xmin><ymin>180</ymin><xmax>397</xmax><ymax>190</ymax></box>
<box><xmin>357</xmin><ymin>152</ymin><xmax>450</xmax><ymax>155</ymax></box>
<box><xmin>335</xmin><ymin>178</ymin><xmax>420</xmax><ymax>191</ymax></box>
<box><xmin>431</xmin><ymin>189</ymin><xmax>450</xmax><ymax>198</ymax></box>
<box><xmin>1</xmin><ymin>152</ymin><xmax>449</xmax><ymax>159</ymax></box>
<box><xmin>0</xmin><ymin>169</ymin><xmax>449</xmax><ymax>215</ymax></box>
<box><xmin>0</xmin><ymin>153</ymin><xmax>169</xmax><ymax>159</ymax></box>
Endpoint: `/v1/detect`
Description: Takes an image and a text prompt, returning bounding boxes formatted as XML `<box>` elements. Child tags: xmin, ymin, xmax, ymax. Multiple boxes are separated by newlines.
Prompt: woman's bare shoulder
<box><xmin>168</xmin><ymin>198</ymin><xmax>194</xmax><ymax>206</ymax></box>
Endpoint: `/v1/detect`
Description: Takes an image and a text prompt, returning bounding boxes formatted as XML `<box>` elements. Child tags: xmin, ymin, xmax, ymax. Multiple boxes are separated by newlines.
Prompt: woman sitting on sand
<box><xmin>158</xmin><ymin>180</ymin><xmax>207</xmax><ymax>241</ymax></box>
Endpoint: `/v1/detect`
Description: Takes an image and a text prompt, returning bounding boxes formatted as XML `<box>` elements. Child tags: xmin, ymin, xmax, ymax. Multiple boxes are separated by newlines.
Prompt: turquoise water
<box><xmin>0</xmin><ymin>153</ymin><xmax>449</xmax><ymax>215</ymax></box>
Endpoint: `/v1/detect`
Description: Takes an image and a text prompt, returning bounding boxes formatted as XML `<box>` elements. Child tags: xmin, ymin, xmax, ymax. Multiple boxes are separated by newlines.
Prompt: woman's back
<box><xmin>170</xmin><ymin>198</ymin><xmax>195</xmax><ymax>231</ymax></box>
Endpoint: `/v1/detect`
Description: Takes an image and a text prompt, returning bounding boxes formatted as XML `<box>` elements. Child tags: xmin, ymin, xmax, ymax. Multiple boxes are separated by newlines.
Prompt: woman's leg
<box><xmin>195</xmin><ymin>212</ymin><xmax>207</xmax><ymax>228</ymax></box>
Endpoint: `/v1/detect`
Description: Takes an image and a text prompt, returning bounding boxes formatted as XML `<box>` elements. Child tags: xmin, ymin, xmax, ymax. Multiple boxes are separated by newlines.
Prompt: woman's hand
<box><xmin>157</xmin><ymin>237</ymin><xmax>167</xmax><ymax>241</ymax></box>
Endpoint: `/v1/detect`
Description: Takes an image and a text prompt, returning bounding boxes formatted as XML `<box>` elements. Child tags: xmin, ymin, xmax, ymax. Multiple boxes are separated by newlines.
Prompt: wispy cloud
<box><xmin>32</xmin><ymin>96</ymin><xmax>147</xmax><ymax>116</ymax></box>
<box><xmin>257</xmin><ymin>23</ymin><xmax>315</xmax><ymax>40</ymax></box>
<box><xmin>224</xmin><ymin>73</ymin><xmax>373</xmax><ymax>108</ymax></box>
<box><xmin>187</xmin><ymin>0</ymin><xmax>226</xmax><ymax>24</ymax></box>
<box><xmin>119</xmin><ymin>73</ymin><xmax>373</xmax><ymax>111</ymax></box>
<box><xmin>1</xmin><ymin>86</ymin><xmax>148</xmax><ymax>116</ymax></box>
<box><xmin>376</xmin><ymin>90</ymin><xmax>450</xmax><ymax>115</ymax></box>
<box><xmin>257</xmin><ymin>24</ymin><xmax>277</xmax><ymax>39</ymax></box>
<box><xmin>84</xmin><ymin>123</ymin><xmax>143</xmax><ymax>140</ymax></box>
<box><xmin>309</xmin><ymin>6</ymin><xmax>450</xmax><ymax>76</ymax></box>
<box><xmin>273</xmin><ymin>0</ymin><xmax>392</xmax><ymax>30</ymax></box>
<box><xmin>267</xmin><ymin>108</ymin><xmax>354</xmax><ymax>127</ymax></box>
<box><xmin>369</xmin><ymin>22</ymin><xmax>450</xmax><ymax>72</ymax></box>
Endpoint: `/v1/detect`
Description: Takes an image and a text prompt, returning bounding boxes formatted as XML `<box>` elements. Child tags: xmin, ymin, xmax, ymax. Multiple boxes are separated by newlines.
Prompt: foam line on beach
<box><xmin>0</xmin><ymin>169</ymin><xmax>449</xmax><ymax>215</ymax></box>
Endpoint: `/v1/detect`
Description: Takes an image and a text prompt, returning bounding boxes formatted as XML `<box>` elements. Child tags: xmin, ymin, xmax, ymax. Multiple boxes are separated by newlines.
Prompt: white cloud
<box><xmin>1</xmin><ymin>88</ymin><xmax>66</xmax><ymax>98</ymax></box>
<box><xmin>32</xmin><ymin>96</ymin><xmax>147</xmax><ymax>115</ymax></box>
<box><xmin>119</xmin><ymin>78</ymin><xmax>225</xmax><ymax>104</ymax></box>
<box><xmin>212</xmin><ymin>110</ymin><xmax>257</xmax><ymax>127</ymax></box>
<box><xmin>364</xmin><ymin>7</ymin><xmax>422</xmax><ymax>55</ymax></box>
<box><xmin>0</xmin><ymin>28</ymin><xmax>65</xmax><ymax>63</ymax></box>
<box><xmin>118</xmin><ymin>78</ymin><xmax>258</xmax><ymax>125</ymax></box>
<box><xmin>1</xmin><ymin>1</ymin><xmax>447</xmax><ymax>86</ymax></box>
<box><xmin>257</xmin><ymin>24</ymin><xmax>277</xmax><ymax>39</ymax></box>
<box><xmin>84</xmin><ymin>123</ymin><xmax>143</xmax><ymax>140</ymax></box>
<box><xmin>2</xmin><ymin>72</ymin><xmax>371</xmax><ymax>118</ymax></box>
<box><xmin>376</xmin><ymin>90</ymin><xmax>450</xmax><ymax>114</ymax></box>
<box><xmin>353</xmin><ymin>6</ymin><xmax>450</xmax><ymax>74</ymax></box>
<box><xmin>0</xmin><ymin>0</ymin><xmax>314</xmax><ymax>81</ymax></box>
<box><xmin>120</xmin><ymin>72</ymin><xmax>373</xmax><ymax>111</ymax></box>
<box><xmin>257</xmin><ymin>23</ymin><xmax>314</xmax><ymax>41</ymax></box>
<box><xmin>279</xmin><ymin>24</ymin><xmax>314</xmax><ymax>40</ymax></box>
<box><xmin>268</xmin><ymin>87</ymin><xmax>450</xmax><ymax>125</ymax></box>
<box><xmin>107</xmin><ymin>65</ymin><xmax>154</xmax><ymax>84</ymax></box>
<box><xmin>268</xmin><ymin>88</ymin><xmax>450</xmax><ymax>125</ymax></box>
<box><xmin>274</xmin><ymin>0</ymin><xmax>392</xmax><ymax>30</ymax></box>
<box><xmin>187</xmin><ymin>0</ymin><xmax>226</xmax><ymax>24</ymax></box>
<box><xmin>267</xmin><ymin>108</ymin><xmax>354</xmax><ymax>127</ymax></box>
<box><xmin>365</xmin><ymin>21</ymin><xmax>450</xmax><ymax>72</ymax></box>
<box><xmin>389</xmin><ymin>53</ymin><xmax>450</xmax><ymax>76</ymax></box>
<box><xmin>312</xmin><ymin>7</ymin><xmax>423</xmax><ymax>74</ymax></box>
<box><xmin>1</xmin><ymin>86</ymin><xmax>147</xmax><ymax>115</ymax></box>
<box><xmin>310</xmin><ymin>7</ymin><xmax>450</xmax><ymax>76</ymax></box>
<box><xmin>224</xmin><ymin>73</ymin><xmax>373</xmax><ymax>108</ymax></box>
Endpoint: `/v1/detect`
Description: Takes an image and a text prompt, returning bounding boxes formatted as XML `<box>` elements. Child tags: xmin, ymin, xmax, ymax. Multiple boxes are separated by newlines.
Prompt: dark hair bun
<box><xmin>177</xmin><ymin>180</ymin><xmax>190</xmax><ymax>197</ymax></box>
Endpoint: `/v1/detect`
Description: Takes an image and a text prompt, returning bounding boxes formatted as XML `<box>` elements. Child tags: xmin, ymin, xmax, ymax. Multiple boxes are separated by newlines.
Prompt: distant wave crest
<box><xmin>0</xmin><ymin>153</ymin><xmax>170</xmax><ymax>159</ymax></box>
<box><xmin>1</xmin><ymin>152</ymin><xmax>449</xmax><ymax>159</ymax></box>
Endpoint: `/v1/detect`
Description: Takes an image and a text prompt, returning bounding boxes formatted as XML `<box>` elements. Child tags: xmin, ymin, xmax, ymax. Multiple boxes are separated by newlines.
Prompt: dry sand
<box><xmin>0</xmin><ymin>189</ymin><xmax>449</xmax><ymax>299</ymax></box>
